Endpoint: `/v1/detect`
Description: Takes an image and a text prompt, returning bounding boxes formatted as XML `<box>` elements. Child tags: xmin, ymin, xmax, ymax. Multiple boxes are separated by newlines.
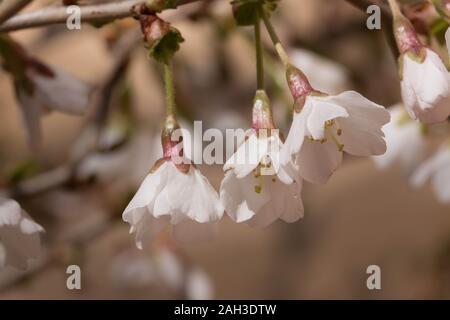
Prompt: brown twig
<box><xmin>0</xmin><ymin>0</ymin><xmax>33</xmax><ymax>25</ymax></box>
<box><xmin>0</xmin><ymin>0</ymin><xmax>203</xmax><ymax>32</ymax></box>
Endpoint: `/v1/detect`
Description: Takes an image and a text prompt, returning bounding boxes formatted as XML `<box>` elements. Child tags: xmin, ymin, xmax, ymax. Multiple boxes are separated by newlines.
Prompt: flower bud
<box><xmin>285</xmin><ymin>64</ymin><xmax>313</xmax><ymax>100</ymax></box>
<box><xmin>139</xmin><ymin>12</ymin><xmax>184</xmax><ymax>63</ymax></box>
<box><xmin>392</xmin><ymin>13</ymin><xmax>424</xmax><ymax>57</ymax></box>
<box><xmin>252</xmin><ymin>90</ymin><xmax>275</xmax><ymax>130</ymax></box>
<box><xmin>161</xmin><ymin>114</ymin><xmax>182</xmax><ymax>160</ymax></box>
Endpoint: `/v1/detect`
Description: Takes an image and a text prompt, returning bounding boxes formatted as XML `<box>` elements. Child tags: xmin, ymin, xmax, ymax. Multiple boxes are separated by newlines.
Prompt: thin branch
<box><xmin>0</xmin><ymin>33</ymin><xmax>139</xmax><ymax>200</ymax></box>
<box><xmin>0</xmin><ymin>0</ymin><xmax>33</xmax><ymax>25</ymax></box>
<box><xmin>93</xmin><ymin>29</ymin><xmax>140</xmax><ymax>128</ymax></box>
<box><xmin>0</xmin><ymin>0</ymin><xmax>202</xmax><ymax>32</ymax></box>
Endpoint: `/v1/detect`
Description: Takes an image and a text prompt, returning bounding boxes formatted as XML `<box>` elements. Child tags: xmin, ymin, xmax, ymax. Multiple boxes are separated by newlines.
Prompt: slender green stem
<box><xmin>254</xmin><ymin>10</ymin><xmax>264</xmax><ymax>90</ymax></box>
<box><xmin>163</xmin><ymin>62</ymin><xmax>175</xmax><ymax>117</ymax></box>
<box><xmin>258</xmin><ymin>5</ymin><xmax>290</xmax><ymax>67</ymax></box>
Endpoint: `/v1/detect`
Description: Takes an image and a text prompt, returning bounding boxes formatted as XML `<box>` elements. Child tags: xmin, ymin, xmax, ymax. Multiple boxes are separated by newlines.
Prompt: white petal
<box><xmin>0</xmin><ymin>201</ymin><xmax>44</xmax><ymax>270</ymax></box>
<box><xmin>279</xmin><ymin>180</ymin><xmax>304</xmax><ymax>223</ymax></box>
<box><xmin>410</xmin><ymin>147</ymin><xmax>450</xmax><ymax>188</ymax></box>
<box><xmin>325</xmin><ymin>91</ymin><xmax>390</xmax><ymax>129</ymax></box>
<box><xmin>306</xmin><ymin>96</ymin><xmax>349</xmax><ymax>140</ymax></box>
<box><xmin>166</xmin><ymin>163</ymin><xmax>223</xmax><ymax>223</ymax></box>
<box><xmin>247</xmin><ymin>178</ymin><xmax>304</xmax><ymax>227</ymax></box>
<box><xmin>432</xmin><ymin>166</ymin><xmax>450</xmax><ymax>203</ymax></box>
<box><xmin>134</xmin><ymin>215</ymin><xmax>169</xmax><ymax>250</ymax></box>
<box><xmin>338</xmin><ymin>118</ymin><xmax>387</xmax><ymax>156</ymax></box>
<box><xmin>401</xmin><ymin>50</ymin><xmax>450</xmax><ymax>123</ymax></box>
<box><xmin>373</xmin><ymin>105</ymin><xmax>425</xmax><ymax>171</ymax></box>
<box><xmin>186</xmin><ymin>268</ymin><xmax>214</xmax><ymax>300</ymax></box>
<box><xmin>224</xmin><ymin>131</ymin><xmax>264</xmax><ymax>178</ymax></box>
<box><xmin>296</xmin><ymin>138</ymin><xmax>343</xmax><ymax>184</ymax></box>
<box><xmin>0</xmin><ymin>200</ymin><xmax>21</xmax><ymax>227</ymax></box>
<box><xmin>122</xmin><ymin>162</ymin><xmax>169</xmax><ymax>225</ymax></box>
<box><xmin>281</xmin><ymin>107</ymin><xmax>308</xmax><ymax>164</ymax></box>
<box><xmin>446</xmin><ymin>27</ymin><xmax>450</xmax><ymax>58</ymax></box>
<box><xmin>29</xmin><ymin>66</ymin><xmax>91</xmax><ymax>115</ymax></box>
<box><xmin>220</xmin><ymin>171</ymin><xmax>270</xmax><ymax>223</ymax></box>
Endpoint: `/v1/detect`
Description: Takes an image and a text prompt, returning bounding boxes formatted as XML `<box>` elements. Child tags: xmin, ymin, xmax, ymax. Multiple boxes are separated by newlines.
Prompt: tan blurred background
<box><xmin>1</xmin><ymin>0</ymin><xmax>450</xmax><ymax>299</ymax></box>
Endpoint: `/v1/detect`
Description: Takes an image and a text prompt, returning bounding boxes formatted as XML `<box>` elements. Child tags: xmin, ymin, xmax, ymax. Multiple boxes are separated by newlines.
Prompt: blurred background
<box><xmin>1</xmin><ymin>0</ymin><xmax>450</xmax><ymax>299</ymax></box>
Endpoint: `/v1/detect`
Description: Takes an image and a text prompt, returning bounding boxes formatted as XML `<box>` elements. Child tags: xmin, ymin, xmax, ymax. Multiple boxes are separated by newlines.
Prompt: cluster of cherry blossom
<box><xmin>3</xmin><ymin>0</ymin><xmax>450</xmax><ymax>272</ymax></box>
<box><xmin>123</xmin><ymin>2</ymin><xmax>391</xmax><ymax>247</ymax></box>
<box><xmin>373</xmin><ymin>0</ymin><xmax>450</xmax><ymax>203</ymax></box>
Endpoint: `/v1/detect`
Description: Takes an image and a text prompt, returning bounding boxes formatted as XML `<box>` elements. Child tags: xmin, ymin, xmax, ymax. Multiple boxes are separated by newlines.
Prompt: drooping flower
<box><xmin>0</xmin><ymin>199</ymin><xmax>44</xmax><ymax>270</ymax></box>
<box><xmin>220</xmin><ymin>90</ymin><xmax>304</xmax><ymax>227</ymax></box>
<box><xmin>0</xmin><ymin>35</ymin><xmax>91</xmax><ymax>149</ymax></box>
<box><xmin>393</xmin><ymin>12</ymin><xmax>450</xmax><ymax>123</ymax></box>
<box><xmin>411</xmin><ymin>143</ymin><xmax>450</xmax><ymax>203</ymax></box>
<box><xmin>122</xmin><ymin>116</ymin><xmax>224</xmax><ymax>248</ymax></box>
<box><xmin>281</xmin><ymin>65</ymin><xmax>390</xmax><ymax>184</ymax></box>
<box><xmin>372</xmin><ymin>104</ymin><xmax>426</xmax><ymax>173</ymax></box>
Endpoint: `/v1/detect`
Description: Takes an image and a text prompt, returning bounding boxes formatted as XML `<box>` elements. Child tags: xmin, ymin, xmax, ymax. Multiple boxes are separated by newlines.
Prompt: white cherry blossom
<box><xmin>411</xmin><ymin>143</ymin><xmax>450</xmax><ymax>203</ymax></box>
<box><xmin>17</xmin><ymin>62</ymin><xmax>91</xmax><ymax>149</ymax></box>
<box><xmin>0</xmin><ymin>199</ymin><xmax>44</xmax><ymax>270</ymax></box>
<box><xmin>220</xmin><ymin>91</ymin><xmax>304</xmax><ymax>227</ymax></box>
<box><xmin>373</xmin><ymin>104</ymin><xmax>425</xmax><ymax>172</ymax></box>
<box><xmin>400</xmin><ymin>48</ymin><xmax>450</xmax><ymax>124</ymax></box>
<box><xmin>122</xmin><ymin>116</ymin><xmax>223</xmax><ymax>247</ymax></box>
<box><xmin>281</xmin><ymin>66</ymin><xmax>390</xmax><ymax>184</ymax></box>
<box><xmin>392</xmin><ymin>14</ymin><xmax>450</xmax><ymax>123</ymax></box>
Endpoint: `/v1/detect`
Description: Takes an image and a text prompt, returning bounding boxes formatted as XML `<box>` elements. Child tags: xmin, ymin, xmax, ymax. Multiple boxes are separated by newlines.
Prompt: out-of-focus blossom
<box><xmin>411</xmin><ymin>143</ymin><xmax>450</xmax><ymax>203</ymax></box>
<box><xmin>122</xmin><ymin>116</ymin><xmax>223</xmax><ymax>247</ymax></box>
<box><xmin>393</xmin><ymin>13</ymin><xmax>450</xmax><ymax>123</ymax></box>
<box><xmin>373</xmin><ymin>104</ymin><xmax>425</xmax><ymax>172</ymax></box>
<box><xmin>281</xmin><ymin>66</ymin><xmax>390</xmax><ymax>184</ymax></box>
<box><xmin>0</xmin><ymin>35</ymin><xmax>91</xmax><ymax>149</ymax></box>
<box><xmin>17</xmin><ymin>63</ymin><xmax>91</xmax><ymax>149</ymax></box>
<box><xmin>220</xmin><ymin>91</ymin><xmax>303</xmax><ymax>227</ymax></box>
<box><xmin>0</xmin><ymin>199</ymin><xmax>44</xmax><ymax>270</ymax></box>
<box><xmin>110</xmin><ymin>248</ymin><xmax>213</xmax><ymax>299</ymax></box>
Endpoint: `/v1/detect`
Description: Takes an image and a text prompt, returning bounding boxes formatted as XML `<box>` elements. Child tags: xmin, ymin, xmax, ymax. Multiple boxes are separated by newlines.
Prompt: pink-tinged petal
<box><xmin>296</xmin><ymin>138</ymin><xmax>343</xmax><ymax>184</ymax></box>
